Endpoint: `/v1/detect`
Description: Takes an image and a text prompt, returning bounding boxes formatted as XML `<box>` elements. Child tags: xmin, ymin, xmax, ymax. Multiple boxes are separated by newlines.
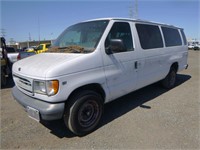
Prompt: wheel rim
<box><xmin>78</xmin><ymin>100</ymin><xmax>100</xmax><ymax>128</ymax></box>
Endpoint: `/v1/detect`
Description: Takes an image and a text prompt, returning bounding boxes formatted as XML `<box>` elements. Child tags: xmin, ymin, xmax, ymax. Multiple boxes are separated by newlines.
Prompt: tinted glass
<box><xmin>136</xmin><ymin>24</ymin><xmax>163</xmax><ymax>49</ymax></box>
<box><xmin>162</xmin><ymin>27</ymin><xmax>182</xmax><ymax>47</ymax></box>
<box><xmin>105</xmin><ymin>22</ymin><xmax>133</xmax><ymax>52</ymax></box>
<box><xmin>6</xmin><ymin>47</ymin><xmax>16</xmax><ymax>53</ymax></box>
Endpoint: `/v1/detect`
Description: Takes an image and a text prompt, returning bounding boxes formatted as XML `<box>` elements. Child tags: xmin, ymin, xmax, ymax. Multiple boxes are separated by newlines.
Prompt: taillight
<box><xmin>17</xmin><ymin>54</ymin><xmax>21</xmax><ymax>60</ymax></box>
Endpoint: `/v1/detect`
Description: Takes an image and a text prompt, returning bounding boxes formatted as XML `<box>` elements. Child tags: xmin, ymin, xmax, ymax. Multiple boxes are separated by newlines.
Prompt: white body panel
<box><xmin>12</xmin><ymin>18</ymin><xmax>188</xmax><ymax>104</ymax></box>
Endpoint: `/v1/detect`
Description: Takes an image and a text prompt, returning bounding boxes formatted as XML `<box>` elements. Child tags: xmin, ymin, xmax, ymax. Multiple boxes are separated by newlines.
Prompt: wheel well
<box><xmin>171</xmin><ymin>62</ymin><xmax>178</xmax><ymax>72</ymax></box>
<box><xmin>67</xmin><ymin>83</ymin><xmax>106</xmax><ymax>103</ymax></box>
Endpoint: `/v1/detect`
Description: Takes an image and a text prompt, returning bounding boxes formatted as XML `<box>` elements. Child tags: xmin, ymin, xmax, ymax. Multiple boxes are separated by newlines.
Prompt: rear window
<box><xmin>6</xmin><ymin>47</ymin><xmax>16</xmax><ymax>53</ymax></box>
<box><xmin>136</xmin><ymin>24</ymin><xmax>163</xmax><ymax>50</ymax></box>
<box><xmin>162</xmin><ymin>27</ymin><xmax>182</xmax><ymax>47</ymax></box>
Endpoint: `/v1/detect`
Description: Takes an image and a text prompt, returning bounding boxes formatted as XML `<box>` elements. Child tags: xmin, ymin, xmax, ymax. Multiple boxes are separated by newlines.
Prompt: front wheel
<box><xmin>64</xmin><ymin>90</ymin><xmax>103</xmax><ymax>136</ymax></box>
<box><xmin>161</xmin><ymin>67</ymin><xmax>177</xmax><ymax>89</ymax></box>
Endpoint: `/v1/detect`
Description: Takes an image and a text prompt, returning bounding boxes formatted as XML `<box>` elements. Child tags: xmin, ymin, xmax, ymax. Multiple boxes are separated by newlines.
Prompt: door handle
<box><xmin>135</xmin><ymin>61</ymin><xmax>138</xmax><ymax>69</ymax></box>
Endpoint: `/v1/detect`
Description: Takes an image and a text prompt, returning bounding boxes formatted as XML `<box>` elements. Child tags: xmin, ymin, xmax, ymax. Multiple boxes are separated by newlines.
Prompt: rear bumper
<box><xmin>12</xmin><ymin>86</ymin><xmax>65</xmax><ymax>121</ymax></box>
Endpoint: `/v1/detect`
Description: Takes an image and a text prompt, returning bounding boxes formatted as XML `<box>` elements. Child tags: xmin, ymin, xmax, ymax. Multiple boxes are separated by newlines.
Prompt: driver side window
<box><xmin>105</xmin><ymin>22</ymin><xmax>133</xmax><ymax>52</ymax></box>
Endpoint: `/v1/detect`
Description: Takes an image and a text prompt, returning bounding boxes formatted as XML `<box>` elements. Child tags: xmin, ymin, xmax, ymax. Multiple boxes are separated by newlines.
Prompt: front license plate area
<box><xmin>26</xmin><ymin>106</ymin><xmax>40</xmax><ymax>122</ymax></box>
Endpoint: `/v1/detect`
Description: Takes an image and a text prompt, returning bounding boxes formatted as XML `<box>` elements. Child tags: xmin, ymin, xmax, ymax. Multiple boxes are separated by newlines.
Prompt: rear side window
<box><xmin>180</xmin><ymin>30</ymin><xmax>187</xmax><ymax>45</ymax></box>
<box><xmin>136</xmin><ymin>24</ymin><xmax>163</xmax><ymax>50</ymax></box>
<box><xmin>162</xmin><ymin>27</ymin><xmax>182</xmax><ymax>47</ymax></box>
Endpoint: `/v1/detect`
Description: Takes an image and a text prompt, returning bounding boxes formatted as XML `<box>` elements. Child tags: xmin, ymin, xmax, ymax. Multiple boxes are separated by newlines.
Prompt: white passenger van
<box><xmin>12</xmin><ymin>18</ymin><xmax>188</xmax><ymax>136</ymax></box>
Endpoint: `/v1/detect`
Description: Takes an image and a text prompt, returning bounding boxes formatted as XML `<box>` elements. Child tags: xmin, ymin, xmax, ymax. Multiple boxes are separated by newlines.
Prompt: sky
<box><xmin>0</xmin><ymin>0</ymin><xmax>199</xmax><ymax>43</ymax></box>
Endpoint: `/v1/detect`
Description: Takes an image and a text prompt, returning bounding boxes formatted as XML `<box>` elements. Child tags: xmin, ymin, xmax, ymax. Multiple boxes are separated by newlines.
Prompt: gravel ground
<box><xmin>0</xmin><ymin>50</ymin><xmax>199</xmax><ymax>149</ymax></box>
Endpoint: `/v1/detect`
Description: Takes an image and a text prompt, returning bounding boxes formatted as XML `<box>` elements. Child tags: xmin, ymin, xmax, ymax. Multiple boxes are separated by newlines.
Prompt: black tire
<box><xmin>161</xmin><ymin>67</ymin><xmax>177</xmax><ymax>89</ymax></box>
<box><xmin>64</xmin><ymin>90</ymin><xmax>104</xmax><ymax>136</ymax></box>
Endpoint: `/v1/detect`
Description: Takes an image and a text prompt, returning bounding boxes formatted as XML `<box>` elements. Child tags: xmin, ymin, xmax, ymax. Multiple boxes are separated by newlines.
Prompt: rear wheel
<box><xmin>64</xmin><ymin>90</ymin><xmax>103</xmax><ymax>136</ymax></box>
<box><xmin>161</xmin><ymin>67</ymin><xmax>177</xmax><ymax>89</ymax></box>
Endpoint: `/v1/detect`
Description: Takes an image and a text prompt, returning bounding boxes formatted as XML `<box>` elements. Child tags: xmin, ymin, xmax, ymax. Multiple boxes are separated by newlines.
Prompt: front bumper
<box><xmin>12</xmin><ymin>86</ymin><xmax>65</xmax><ymax>121</ymax></box>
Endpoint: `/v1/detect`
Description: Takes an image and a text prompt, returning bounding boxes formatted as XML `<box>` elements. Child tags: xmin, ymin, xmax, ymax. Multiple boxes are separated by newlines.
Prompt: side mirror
<box><xmin>105</xmin><ymin>39</ymin><xmax>127</xmax><ymax>55</ymax></box>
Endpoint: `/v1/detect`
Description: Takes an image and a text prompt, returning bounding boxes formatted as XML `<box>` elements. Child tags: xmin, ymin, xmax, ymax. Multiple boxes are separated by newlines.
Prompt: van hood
<box><xmin>13</xmin><ymin>53</ymin><xmax>82</xmax><ymax>78</ymax></box>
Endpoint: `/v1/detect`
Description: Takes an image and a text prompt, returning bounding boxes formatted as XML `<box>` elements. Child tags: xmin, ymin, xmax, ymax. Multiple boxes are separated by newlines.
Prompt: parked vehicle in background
<box><xmin>22</xmin><ymin>47</ymin><xmax>28</xmax><ymax>51</ymax></box>
<box><xmin>16</xmin><ymin>44</ymin><xmax>51</xmax><ymax>60</ymax></box>
<box><xmin>188</xmin><ymin>44</ymin><xmax>194</xmax><ymax>50</ymax></box>
<box><xmin>193</xmin><ymin>44</ymin><xmax>200</xmax><ymax>50</ymax></box>
<box><xmin>25</xmin><ymin>47</ymin><xmax>35</xmax><ymax>52</ymax></box>
<box><xmin>12</xmin><ymin>18</ymin><xmax>188</xmax><ymax>136</ymax></box>
<box><xmin>26</xmin><ymin>44</ymin><xmax>51</xmax><ymax>53</ymax></box>
<box><xmin>17</xmin><ymin>51</ymin><xmax>36</xmax><ymax>60</ymax></box>
<box><xmin>0</xmin><ymin>37</ymin><xmax>10</xmax><ymax>87</ymax></box>
<box><xmin>17</xmin><ymin>44</ymin><xmax>50</xmax><ymax>60</ymax></box>
<box><xmin>6</xmin><ymin>47</ymin><xmax>19</xmax><ymax>64</ymax></box>
<box><xmin>35</xmin><ymin>43</ymin><xmax>51</xmax><ymax>54</ymax></box>
<box><xmin>188</xmin><ymin>40</ymin><xmax>200</xmax><ymax>51</ymax></box>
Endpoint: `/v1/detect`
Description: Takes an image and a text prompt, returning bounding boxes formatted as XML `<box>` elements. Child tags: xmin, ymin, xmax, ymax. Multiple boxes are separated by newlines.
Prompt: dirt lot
<box><xmin>0</xmin><ymin>50</ymin><xmax>199</xmax><ymax>149</ymax></box>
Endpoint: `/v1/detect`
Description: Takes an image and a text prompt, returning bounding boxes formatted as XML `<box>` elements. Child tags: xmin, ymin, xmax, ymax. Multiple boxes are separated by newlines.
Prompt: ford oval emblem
<box><xmin>18</xmin><ymin>67</ymin><xmax>21</xmax><ymax>71</ymax></box>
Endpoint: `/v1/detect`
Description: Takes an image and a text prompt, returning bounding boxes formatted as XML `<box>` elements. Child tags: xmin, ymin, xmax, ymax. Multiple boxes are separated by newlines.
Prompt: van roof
<box><xmin>84</xmin><ymin>17</ymin><xmax>182</xmax><ymax>29</ymax></box>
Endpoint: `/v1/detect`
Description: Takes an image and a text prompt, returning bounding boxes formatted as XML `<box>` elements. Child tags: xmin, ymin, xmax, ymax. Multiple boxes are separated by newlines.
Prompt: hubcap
<box><xmin>78</xmin><ymin>100</ymin><xmax>100</xmax><ymax>128</ymax></box>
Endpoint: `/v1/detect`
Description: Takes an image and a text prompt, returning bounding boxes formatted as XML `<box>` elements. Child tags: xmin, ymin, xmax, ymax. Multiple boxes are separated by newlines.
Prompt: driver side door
<box><xmin>102</xmin><ymin>21</ymin><xmax>138</xmax><ymax>101</ymax></box>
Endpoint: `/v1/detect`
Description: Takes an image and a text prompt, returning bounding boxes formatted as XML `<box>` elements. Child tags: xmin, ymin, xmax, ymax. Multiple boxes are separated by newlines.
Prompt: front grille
<box><xmin>13</xmin><ymin>75</ymin><xmax>33</xmax><ymax>94</ymax></box>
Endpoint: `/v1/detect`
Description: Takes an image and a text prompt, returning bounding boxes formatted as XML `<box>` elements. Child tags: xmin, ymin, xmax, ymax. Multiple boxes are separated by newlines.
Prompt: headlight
<box><xmin>34</xmin><ymin>80</ymin><xmax>46</xmax><ymax>95</ymax></box>
<box><xmin>33</xmin><ymin>80</ymin><xmax>59</xmax><ymax>96</ymax></box>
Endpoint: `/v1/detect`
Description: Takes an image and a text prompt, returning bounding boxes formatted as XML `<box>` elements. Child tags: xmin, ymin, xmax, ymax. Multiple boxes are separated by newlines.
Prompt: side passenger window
<box><xmin>105</xmin><ymin>22</ymin><xmax>133</xmax><ymax>52</ymax></box>
<box><xmin>162</xmin><ymin>27</ymin><xmax>182</xmax><ymax>47</ymax></box>
<box><xmin>136</xmin><ymin>24</ymin><xmax>163</xmax><ymax>49</ymax></box>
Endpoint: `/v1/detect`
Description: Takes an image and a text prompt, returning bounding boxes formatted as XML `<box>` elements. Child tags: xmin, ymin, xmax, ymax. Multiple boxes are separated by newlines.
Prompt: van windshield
<box><xmin>49</xmin><ymin>20</ymin><xmax>109</xmax><ymax>53</ymax></box>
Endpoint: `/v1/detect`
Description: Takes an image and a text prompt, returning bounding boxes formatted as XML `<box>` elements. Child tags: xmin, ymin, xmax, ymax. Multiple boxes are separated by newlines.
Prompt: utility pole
<box><xmin>38</xmin><ymin>17</ymin><xmax>41</xmax><ymax>44</ymax></box>
<box><xmin>0</xmin><ymin>28</ymin><xmax>6</xmax><ymax>37</ymax></box>
<box><xmin>134</xmin><ymin>0</ymin><xmax>138</xmax><ymax>19</ymax></box>
<box><xmin>129</xmin><ymin>1</ymin><xmax>134</xmax><ymax>18</ymax></box>
<box><xmin>129</xmin><ymin>0</ymin><xmax>138</xmax><ymax>19</ymax></box>
<box><xmin>29</xmin><ymin>32</ymin><xmax>32</xmax><ymax>41</ymax></box>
